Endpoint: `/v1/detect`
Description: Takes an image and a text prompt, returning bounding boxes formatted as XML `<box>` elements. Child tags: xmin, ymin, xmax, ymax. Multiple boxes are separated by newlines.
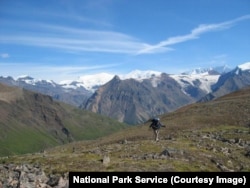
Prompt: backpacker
<box><xmin>150</xmin><ymin>118</ymin><xmax>161</xmax><ymax>129</ymax></box>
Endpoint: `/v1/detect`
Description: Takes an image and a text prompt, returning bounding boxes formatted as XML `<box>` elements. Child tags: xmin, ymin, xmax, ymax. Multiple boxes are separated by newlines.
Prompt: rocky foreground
<box><xmin>0</xmin><ymin>163</ymin><xmax>68</xmax><ymax>188</ymax></box>
<box><xmin>1</xmin><ymin>124</ymin><xmax>250</xmax><ymax>187</ymax></box>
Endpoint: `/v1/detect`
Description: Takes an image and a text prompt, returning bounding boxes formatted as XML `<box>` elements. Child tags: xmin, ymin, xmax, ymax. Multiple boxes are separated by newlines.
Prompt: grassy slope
<box><xmin>0</xmin><ymin>121</ymin><xmax>60</xmax><ymax>156</ymax></box>
<box><xmin>61</xmin><ymin>103</ymin><xmax>129</xmax><ymax>140</ymax></box>
<box><xmin>0</xmin><ymin>110</ymin><xmax>128</xmax><ymax>157</ymax></box>
<box><xmin>1</xmin><ymin>86</ymin><xmax>250</xmax><ymax>172</ymax></box>
<box><xmin>2</xmin><ymin>124</ymin><xmax>249</xmax><ymax>172</ymax></box>
<box><xmin>0</xmin><ymin>84</ymin><xmax>129</xmax><ymax>157</ymax></box>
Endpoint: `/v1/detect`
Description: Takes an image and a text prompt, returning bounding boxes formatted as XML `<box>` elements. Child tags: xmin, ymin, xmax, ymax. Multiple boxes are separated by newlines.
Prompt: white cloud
<box><xmin>0</xmin><ymin>22</ymin><xmax>148</xmax><ymax>54</ymax></box>
<box><xmin>0</xmin><ymin>35</ymin><xmax>146</xmax><ymax>54</ymax></box>
<box><xmin>137</xmin><ymin>15</ymin><xmax>250</xmax><ymax>54</ymax></box>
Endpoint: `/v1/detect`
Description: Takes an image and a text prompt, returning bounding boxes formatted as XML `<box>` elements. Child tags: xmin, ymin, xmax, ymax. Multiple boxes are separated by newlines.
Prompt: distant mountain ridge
<box><xmin>1</xmin><ymin>62</ymin><xmax>250</xmax><ymax>124</ymax></box>
<box><xmin>59</xmin><ymin>67</ymin><xmax>225</xmax><ymax>93</ymax></box>
<box><xmin>0</xmin><ymin>65</ymin><xmax>231</xmax><ymax>94</ymax></box>
<box><xmin>83</xmin><ymin>62</ymin><xmax>250</xmax><ymax>124</ymax></box>
<box><xmin>181</xmin><ymin>64</ymin><xmax>231</xmax><ymax>75</ymax></box>
<box><xmin>0</xmin><ymin>75</ymin><xmax>92</xmax><ymax>107</ymax></box>
<box><xmin>59</xmin><ymin>70</ymin><xmax>163</xmax><ymax>93</ymax></box>
<box><xmin>0</xmin><ymin>67</ymin><xmax>223</xmax><ymax>108</ymax></box>
<box><xmin>199</xmin><ymin>62</ymin><xmax>250</xmax><ymax>102</ymax></box>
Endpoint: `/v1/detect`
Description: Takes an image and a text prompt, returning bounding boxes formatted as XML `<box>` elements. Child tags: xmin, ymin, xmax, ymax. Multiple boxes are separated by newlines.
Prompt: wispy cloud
<box><xmin>1</xmin><ymin>15</ymin><xmax>249</xmax><ymax>56</ymax></box>
<box><xmin>137</xmin><ymin>15</ymin><xmax>250</xmax><ymax>54</ymax></box>
<box><xmin>0</xmin><ymin>35</ymin><xmax>145</xmax><ymax>54</ymax></box>
<box><xmin>0</xmin><ymin>22</ymin><xmax>148</xmax><ymax>54</ymax></box>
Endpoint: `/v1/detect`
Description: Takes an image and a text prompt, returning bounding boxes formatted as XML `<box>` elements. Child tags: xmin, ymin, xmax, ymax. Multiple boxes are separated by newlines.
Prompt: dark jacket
<box><xmin>150</xmin><ymin>119</ymin><xmax>162</xmax><ymax>130</ymax></box>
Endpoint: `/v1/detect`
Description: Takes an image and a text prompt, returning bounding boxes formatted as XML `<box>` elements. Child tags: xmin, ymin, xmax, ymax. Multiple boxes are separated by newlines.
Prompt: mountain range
<box><xmin>0</xmin><ymin>62</ymin><xmax>249</xmax><ymax>125</ymax></box>
<box><xmin>0</xmin><ymin>62</ymin><xmax>250</xmax><ymax>181</ymax></box>
<box><xmin>0</xmin><ymin>76</ymin><xmax>92</xmax><ymax>107</ymax></box>
<box><xmin>83</xmin><ymin>62</ymin><xmax>250</xmax><ymax>124</ymax></box>
<box><xmin>199</xmin><ymin>63</ymin><xmax>250</xmax><ymax>102</ymax></box>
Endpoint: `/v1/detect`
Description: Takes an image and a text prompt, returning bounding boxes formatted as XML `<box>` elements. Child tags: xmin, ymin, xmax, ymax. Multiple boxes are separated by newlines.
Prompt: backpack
<box><xmin>151</xmin><ymin>118</ymin><xmax>161</xmax><ymax>129</ymax></box>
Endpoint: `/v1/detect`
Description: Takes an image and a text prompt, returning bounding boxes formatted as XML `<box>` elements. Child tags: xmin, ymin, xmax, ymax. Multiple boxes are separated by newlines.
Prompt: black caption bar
<box><xmin>69</xmin><ymin>172</ymin><xmax>250</xmax><ymax>187</ymax></box>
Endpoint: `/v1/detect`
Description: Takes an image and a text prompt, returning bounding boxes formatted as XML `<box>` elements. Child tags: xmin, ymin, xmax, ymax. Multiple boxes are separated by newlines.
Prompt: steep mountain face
<box><xmin>0</xmin><ymin>76</ymin><xmax>92</xmax><ymax>107</ymax></box>
<box><xmin>0</xmin><ymin>83</ymin><xmax>72</xmax><ymax>155</ymax></box>
<box><xmin>83</xmin><ymin>73</ymin><xmax>213</xmax><ymax>124</ymax></box>
<box><xmin>0</xmin><ymin>83</ymin><xmax>128</xmax><ymax>156</ymax></box>
<box><xmin>199</xmin><ymin>62</ymin><xmax>250</xmax><ymax>102</ymax></box>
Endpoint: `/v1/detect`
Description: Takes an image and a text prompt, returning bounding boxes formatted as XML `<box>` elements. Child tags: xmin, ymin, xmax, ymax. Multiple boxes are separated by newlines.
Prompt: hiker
<box><xmin>149</xmin><ymin>117</ymin><xmax>164</xmax><ymax>141</ymax></box>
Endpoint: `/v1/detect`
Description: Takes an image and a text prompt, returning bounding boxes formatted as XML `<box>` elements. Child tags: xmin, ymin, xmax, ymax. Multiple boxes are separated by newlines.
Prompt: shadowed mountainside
<box><xmin>0</xmin><ymin>83</ymin><xmax>129</xmax><ymax>157</ymax></box>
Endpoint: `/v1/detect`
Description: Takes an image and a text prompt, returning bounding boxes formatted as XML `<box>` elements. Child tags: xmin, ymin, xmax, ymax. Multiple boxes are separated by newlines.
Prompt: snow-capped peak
<box><xmin>16</xmin><ymin>75</ymin><xmax>33</xmax><ymax>80</ymax></box>
<box><xmin>60</xmin><ymin>73</ymin><xmax>115</xmax><ymax>92</ymax></box>
<box><xmin>183</xmin><ymin>67</ymin><xmax>213</xmax><ymax>75</ymax></box>
<box><xmin>78</xmin><ymin>73</ymin><xmax>114</xmax><ymax>90</ymax></box>
<box><xmin>120</xmin><ymin>70</ymin><xmax>162</xmax><ymax>80</ymax></box>
<box><xmin>16</xmin><ymin>75</ymin><xmax>37</xmax><ymax>85</ymax></box>
<box><xmin>15</xmin><ymin>75</ymin><xmax>56</xmax><ymax>86</ymax></box>
<box><xmin>182</xmin><ymin>65</ymin><xmax>231</xmax><ymax>75</ymax></box>
<box><xmin>60</xmin><ymin>70</ymin><xmax>162</xmax><ymax>92</ymax></box>
<box><xmin>238</xmin><ymin>62</ymin><xmax>250</xmax><ymax>71</ymax></box>
<box><xmin>170</xmin><ymin>72</ymin><xmax>220</xmax><ymax>93</ymax></box>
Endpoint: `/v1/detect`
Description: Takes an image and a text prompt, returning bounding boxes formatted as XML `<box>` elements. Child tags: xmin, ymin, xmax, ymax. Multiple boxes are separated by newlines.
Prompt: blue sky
<box><xmin>0</xmin><ymin>0</ymin><xmax>249</xmax><ymax>82</ymax></box>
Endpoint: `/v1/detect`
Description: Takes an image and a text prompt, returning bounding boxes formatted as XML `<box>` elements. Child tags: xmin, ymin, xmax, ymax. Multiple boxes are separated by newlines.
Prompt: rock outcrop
<box><xmin>0</xmin><ymin>163</ymin><xmax>68</xmax><ymax>188</ymax></box>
